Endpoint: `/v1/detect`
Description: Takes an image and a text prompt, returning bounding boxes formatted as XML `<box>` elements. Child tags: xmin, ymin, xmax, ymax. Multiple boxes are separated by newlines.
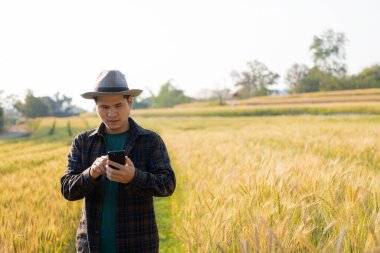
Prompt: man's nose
<box><xmin>107</xmin><ymin>108</ymin><xmax>117</xmax><ymax>117</ymax></box>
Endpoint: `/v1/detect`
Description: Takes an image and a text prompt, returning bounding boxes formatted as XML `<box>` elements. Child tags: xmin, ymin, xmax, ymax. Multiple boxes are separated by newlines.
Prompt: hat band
<box><xmin>96</xmin><ymin>87</ymin><xmax>129</xmax><ymax>92</ymax></box>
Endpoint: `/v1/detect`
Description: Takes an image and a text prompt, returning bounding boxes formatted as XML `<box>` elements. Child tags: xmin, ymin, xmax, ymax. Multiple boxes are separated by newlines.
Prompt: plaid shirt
<box><xmin>61</xmin><ymin>118</ymin><xmax>176</xmax><ymax>253</ymax></box>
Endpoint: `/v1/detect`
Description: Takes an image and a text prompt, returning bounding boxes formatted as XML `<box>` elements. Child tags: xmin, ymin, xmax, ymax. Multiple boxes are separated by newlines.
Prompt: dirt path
<box><xmin>0</xmin><ymin>125</ymin><xmax>30</xmax><ymax>140</ymax></box>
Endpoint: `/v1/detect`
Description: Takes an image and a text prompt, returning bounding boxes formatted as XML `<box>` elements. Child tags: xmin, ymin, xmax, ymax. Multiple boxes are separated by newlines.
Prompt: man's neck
<box><xmin>106</xmin><ymin>123</ymin><xmax>130</xmax><ymax>134</ymax></box>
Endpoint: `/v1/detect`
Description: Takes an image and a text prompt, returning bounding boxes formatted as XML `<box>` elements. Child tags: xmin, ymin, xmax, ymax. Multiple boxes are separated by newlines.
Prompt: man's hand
<box><xmin>106</xmin><ymin>156</ymin><xmax>136</xmax><ymax>184</ymax></box>
<box><xmin>89</xmin><ymin>156</ymin><xmax>108</xmax><ymax>179</ymax></box>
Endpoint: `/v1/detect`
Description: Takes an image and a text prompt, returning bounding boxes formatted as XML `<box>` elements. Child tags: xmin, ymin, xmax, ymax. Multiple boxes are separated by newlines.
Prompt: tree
<box><xmin>357</xmin><ymin>64</ymin><xmax>380</xmax><ymax>88</ymax></box>
<box><xmin>211</xmin><ymin>88</ymin><xmax>230</xmax><ymax>105</ymax></box>
<box><xmin>153</xmin><ymin>81</ymin><xmax>191</xmax><ymax>108</ymax></box>
<box><xmin>296</xmin><ymin>67</ymin><xmax>323</xmax><ymax>93</ymax></box>
<box><xmin>133</xmin><ymin>88</ymin><xmax>154</xmax><ymax>109</ymax></box>
<box><xmin>14</xmin><ymin>90</ymin><xmax>50</xmax><ymax>118</ymax></box>
<box><xmin>231</xmin><ymin>60</ymin><xmax>280</xmax><ymax>98</ymax></box>
<box><xmin>133</xmin><ymin>96</ymin><xmax>153</xmax><ymax>109</ymax></box>
<box><xmin>310</xmin><ymin>29</ymin><xmax>347</xmax><ymax>77</ymax></box>
<box><xmin>41</xmin><ymin>92</ymin><xmax>76</xmax><ymax>117</ymax></box>
<box><xmin>0</xmin><ymin>91</ymin><xmax>3</xmax><ymax>130</ymax></box>
<box><xmin>1</xmin><ymin>94</ymin><xmax>19</xmax><ymax>110</ymax></box>
<box><xmin>0</xmin><ymin>91</ymin><xmax>21</xmax><ymax>126</ymax></box>
<box><xmin>0</xmin><ymin>104</ymin><xmax>3</xmax><ymax>131</ymax></box>
<box><xmin>285</xmin><ymin>64</ymin><xmax>310</xmax><ymax>93</ymax></box>
<box><xmin>15</xmin><ymin>91</ymin><xmax>80</xmax><ymax>118</ymax></box>
<box><xmin>294</xmin><ymin>67</ymin><xmax>342</xmax><ymax>93</ymax></box>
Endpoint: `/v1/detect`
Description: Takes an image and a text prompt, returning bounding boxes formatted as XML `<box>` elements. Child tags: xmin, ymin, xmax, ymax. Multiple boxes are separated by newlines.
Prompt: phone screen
<box><xmin>108</xmin><ymin>150</ymin><xmax>126</xmax><ymax>170</ymax></box>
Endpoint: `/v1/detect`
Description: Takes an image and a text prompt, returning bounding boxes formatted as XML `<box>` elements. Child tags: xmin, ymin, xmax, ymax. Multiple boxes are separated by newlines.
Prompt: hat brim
<box><xmin>81</xmin><ymin>89</ymin><xmax>143</xmax><ymax>99</ymax></box>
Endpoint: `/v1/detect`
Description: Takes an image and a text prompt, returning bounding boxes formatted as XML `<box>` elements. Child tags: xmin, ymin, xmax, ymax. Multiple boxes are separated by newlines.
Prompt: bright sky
<box><xmin>0</xmin><ymin>0</ymin><xmax>379</xmax><ymax>111</ymax></box>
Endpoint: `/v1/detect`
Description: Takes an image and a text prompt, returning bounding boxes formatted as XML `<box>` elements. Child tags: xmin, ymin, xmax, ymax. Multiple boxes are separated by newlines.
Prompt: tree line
<box><xmin>137</xmin><ymin>28</ymin><xmax>379</xmax><ymax>107</ymax></box>
<box><xmin>12</xmin><ymin>90</ymin><xmax>83</xmax><ymax>119</ymax></box>
<box><xmin>133</xmin><ymin>81</ymin><xmax>192</xmax><ymax>109</ymax></box>
<box><xmin>233</xmin><ymin>29</ymin><xmax>380</xmax><ymax>97</ymax></box>
<box><xmin>0</xmin><ymin>84</ymin><xmax>190</xmax><ymax>126</ymax></box>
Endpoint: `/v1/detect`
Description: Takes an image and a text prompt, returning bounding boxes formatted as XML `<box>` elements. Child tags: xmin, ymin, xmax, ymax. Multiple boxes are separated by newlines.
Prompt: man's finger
<box><xmin>100</xmin><ymin>164</ymin><xmax>107</xmax><ymax>174</ymax></box>
<box><xmin>106</xmin><ymin>170</ymin><xmax>117</xmax><ymax>181</ymax></box>
<box><xmin>107</xmin><ymin>173</ymin><xmax>122</xmax><ymax>183</ymax></box>
<box><xmin>106</xmin><ymin>165</ymin><xmax>124</xmax><ymax>176</ymax></box>
<box><xmin>107</xmin><ymin>161</ymin><xmax>126</xmax><ymax>171</ymax></box>
<box><xmin>125</xmin><ymin>156</ymin><xmax>134</xmax><ymax>166</ymax></box>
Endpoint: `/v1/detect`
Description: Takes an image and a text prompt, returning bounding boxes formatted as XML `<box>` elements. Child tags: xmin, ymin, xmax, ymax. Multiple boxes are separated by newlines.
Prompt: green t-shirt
<box><xmin>101</xmin><ymin>131</ymin><xmax>128</xmax><ymax>253</ymax></box>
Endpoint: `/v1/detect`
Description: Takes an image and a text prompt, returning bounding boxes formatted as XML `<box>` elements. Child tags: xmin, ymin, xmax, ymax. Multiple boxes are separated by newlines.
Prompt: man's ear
<box><xmin>128</xmin><ymin>96</ymin><xmax>133</xmax><ymax>106</ymax></box>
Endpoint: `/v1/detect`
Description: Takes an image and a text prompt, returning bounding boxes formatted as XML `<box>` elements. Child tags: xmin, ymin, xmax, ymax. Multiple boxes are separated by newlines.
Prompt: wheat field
<box><xmin>1</xmin><ymin>114</ymin><xmax>380</xmax><ymax>252</ymax></box>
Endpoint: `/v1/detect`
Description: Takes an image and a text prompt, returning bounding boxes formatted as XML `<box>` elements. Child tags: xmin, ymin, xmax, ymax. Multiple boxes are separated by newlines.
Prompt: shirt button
<box><xmin>95</xmin><ymin>230</ymin><xmax>100</xmax><ymax>234</ymax></box>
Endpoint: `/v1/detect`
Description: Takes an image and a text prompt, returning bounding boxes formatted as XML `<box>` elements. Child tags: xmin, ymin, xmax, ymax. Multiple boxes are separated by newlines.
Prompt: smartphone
<box><xmin>107</xmin><ymin>150</ymin><xmax>126</xmax><ymax>170</ymax></box>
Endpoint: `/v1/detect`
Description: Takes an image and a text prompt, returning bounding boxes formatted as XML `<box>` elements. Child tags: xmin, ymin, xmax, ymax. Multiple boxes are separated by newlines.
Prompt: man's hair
<box><xmin>93</xmin><ymin>95</ymin><xmax>131</xmax><ymax>103</ymax></box>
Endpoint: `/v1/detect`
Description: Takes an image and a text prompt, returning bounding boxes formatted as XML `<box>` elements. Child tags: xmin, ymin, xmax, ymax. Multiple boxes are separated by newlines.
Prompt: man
<box><xmin>61</xmin><ymin>70</ymin><xmax>176</xmax><ymax>253</ymax></box>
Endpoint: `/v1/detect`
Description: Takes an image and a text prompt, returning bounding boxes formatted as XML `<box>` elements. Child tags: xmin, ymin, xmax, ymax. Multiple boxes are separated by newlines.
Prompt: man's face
<box><xmin>96</xmin><ymin>95</ymin><xmax>132</xmax><ymax>134</ymax></box>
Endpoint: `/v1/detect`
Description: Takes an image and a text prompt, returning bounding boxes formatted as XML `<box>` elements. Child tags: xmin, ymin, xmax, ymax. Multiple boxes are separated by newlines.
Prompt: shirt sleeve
<box><xmin>60</xmin><ymin>134</ymin><xmax>100</xmax><ymax>201</ymax></box>
<box><xmin>130</xmin><ymin>133</ymin><xmax>176</xmax><ymax>197</ymax></box>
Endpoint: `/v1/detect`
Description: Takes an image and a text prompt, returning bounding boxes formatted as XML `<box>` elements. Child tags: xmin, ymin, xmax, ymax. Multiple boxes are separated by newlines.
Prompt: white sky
<box><xmin>0</xmin><ymin>0</ymin><xmax>379</xmax><ymax>111</ymax></box>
